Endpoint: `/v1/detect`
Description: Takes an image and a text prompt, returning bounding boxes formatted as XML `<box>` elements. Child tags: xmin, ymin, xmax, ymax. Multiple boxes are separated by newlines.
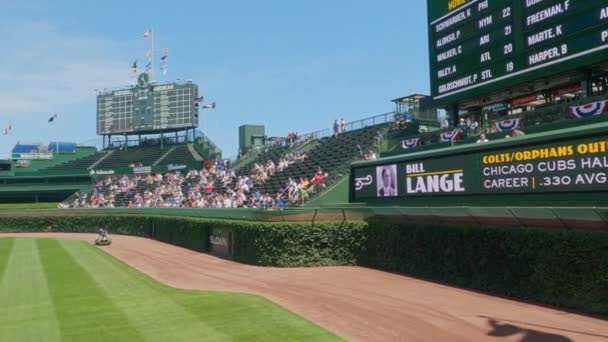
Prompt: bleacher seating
<box><xmin>48</xmin><ymin>142</ymin><xmax>77</xmax><ymax>154</ymax></box>
<box><xmin>14</xmin><ymin>146</ymin><xmax>98</xmax><ymax>173</ymax></box>
<box><xmin>37</xmin><ymin>143</ymin><xmax>200</xmax><ymax>173</ymax></box>
<box><xmin>240</xmin><ymin>125</ymin><xmax>387</xmax><ymax>196</ymax></box>
<box><xmin>46</xmin><ymin>151</ymin><xmax>108</xmax><ymax>171</ymax></box>
<box><xmin>213</xmin><ymin>145</ymin><xmax>290</xmax><ymax>194</ymax></box>
<box><xmin>193</xmin><ymin>136</ymin><xmax>222</xmax><ymax>160</ymax></box>
<box><xmin>158</xmin><ymin>145</ymin><xmax>197</xmax><ymax>165</ymax></box>
<box><xmin>236</xmin><ymin>145</ymin><xmax>290</xmax><ymax>178</ymax></box>
<box><xmin>94</xmin><ymin>146</ymin><xmax>164</xmax><ymax>169</ymax></box>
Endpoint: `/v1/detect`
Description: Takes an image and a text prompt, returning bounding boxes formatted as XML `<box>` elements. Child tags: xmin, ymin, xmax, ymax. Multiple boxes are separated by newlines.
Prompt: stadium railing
<box><xmin>382</xmin><ymin>94</ymin><xmax>608</xmax><ymax>157</ymax></box>
<box><xmin>303</xmin><ymin>111</ymin><xmax>398</xmax><ymax>140</ymax></box>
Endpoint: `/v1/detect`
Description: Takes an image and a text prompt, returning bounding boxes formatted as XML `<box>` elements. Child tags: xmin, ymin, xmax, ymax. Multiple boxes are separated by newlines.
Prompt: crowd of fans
<box><xmin>250</xmin><ymin>151</ymin><xmax>308</xmax><ymax>183</ymax></box>
<box><xmin>63</xmin><ymin>153</ymin><xmax>322</xmax><ymax>209</ymax></box>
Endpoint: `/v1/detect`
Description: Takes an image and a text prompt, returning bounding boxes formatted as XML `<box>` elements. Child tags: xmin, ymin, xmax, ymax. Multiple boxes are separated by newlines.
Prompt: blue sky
<box><xmin>0</xmin><ymin>0</ymin><xmax>429</xmax><ymax>158</ymax></box>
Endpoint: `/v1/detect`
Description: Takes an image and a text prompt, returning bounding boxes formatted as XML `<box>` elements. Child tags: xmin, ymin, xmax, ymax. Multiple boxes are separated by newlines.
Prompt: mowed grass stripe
<box><xmin>0</xmin><ymin>239</ymin><xmax>62</xmax><ymax>341</ymax></box>
<box><xmin>0</xmin><ymin>238</ymin><xmax>15</xmax><ymax>284</ymax></box>
<box><xmin>68</xmin><ymin>240</ymin><xmax>339</xmax><ymax>341</ymax></box>
<box><xmin>61</xmin><ymin>240</ymin><xmax>226</xmax><ymax>341</ymax></box>
<box><xmin>171</xmin><ymin>291</ymin><xmax>342</xmax><ymax>341</ymax></box>
<box><xmin>37</xmin><ymin>239</ymin><xmax>145</xmax><ymax>342</ymax></box>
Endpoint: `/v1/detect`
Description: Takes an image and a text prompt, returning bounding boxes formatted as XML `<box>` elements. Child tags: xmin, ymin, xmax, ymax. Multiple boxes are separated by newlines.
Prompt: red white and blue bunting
<box><xmin>440</xmin><ymin>129</ymin><xmax>461</xmax><ymax>142</ymax></box>
<box><xmin>570</xmin><ymin>100</ymin><xmax>608</xmax><ymax>118</ymax></box>
<box><xmin>401</xmin><ymin>137</ymin><xmax>420</xmax><ymax>149</ymax></box>
<box><xmin>495</xmin><ymin>118</ymin><xmax>520</xmax><ymax>132</ymax></box>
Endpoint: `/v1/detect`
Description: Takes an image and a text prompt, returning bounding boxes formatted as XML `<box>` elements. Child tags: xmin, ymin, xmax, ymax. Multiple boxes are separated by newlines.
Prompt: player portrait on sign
<box><xmin>376</xmin><ymin>164</ymin><xmax>398</xmax><ymax>197</ymax></box>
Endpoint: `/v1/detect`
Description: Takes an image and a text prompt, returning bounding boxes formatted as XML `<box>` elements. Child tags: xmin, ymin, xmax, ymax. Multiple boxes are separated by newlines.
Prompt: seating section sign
<box><xmin>352</xmin><ymin>136</ymin><xmax>608</xmax><ymax>200</ymax></box>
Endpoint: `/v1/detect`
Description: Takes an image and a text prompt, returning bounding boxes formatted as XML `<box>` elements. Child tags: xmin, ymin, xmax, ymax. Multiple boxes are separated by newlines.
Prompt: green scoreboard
<box><xmin>97</xmin><ymin>75</ymin><xmax>199</xmax><ymax>135</ymax></box>
<box><xmin>428</xmin><ymin>0</ymin><xmax>608</xmax><ymax>107</ymax></box>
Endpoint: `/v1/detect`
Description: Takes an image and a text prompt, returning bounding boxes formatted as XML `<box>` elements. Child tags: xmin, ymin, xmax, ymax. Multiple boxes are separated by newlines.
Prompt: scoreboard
<box><xmin>97</xmin><ymin>79</ymin><xmax>199</xmax><ymax>135</ymax></box>
<box><xmin>428</xmin><ymin>0</ymin><xmax>608</xmax><ymax>106</ymax></box>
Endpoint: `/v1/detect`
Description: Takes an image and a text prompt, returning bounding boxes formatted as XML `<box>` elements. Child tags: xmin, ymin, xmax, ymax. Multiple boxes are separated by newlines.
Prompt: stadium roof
<box><xmin>391</xmin><ymin>94</ymin><xmax>427</xmax><ymax>103</ymax></box>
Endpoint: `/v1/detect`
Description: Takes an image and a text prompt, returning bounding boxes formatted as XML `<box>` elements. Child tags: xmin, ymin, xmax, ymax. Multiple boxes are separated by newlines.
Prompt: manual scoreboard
<box><xmin>428</xmin><ymin>0</ymin><xmax>608</xmax><ymax>106</ymax></box>
<box><xmin>97</xmin><ymin>75</ymin><xmax>199</xmax><ymax>135</ymax></box>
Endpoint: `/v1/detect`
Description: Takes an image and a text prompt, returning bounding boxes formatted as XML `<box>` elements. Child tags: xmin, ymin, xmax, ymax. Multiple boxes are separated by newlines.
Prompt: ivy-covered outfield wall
<box><xmin>0</xmin><ymin>214</ymin><xmax>606</xmax><ymax>316</ymax></box>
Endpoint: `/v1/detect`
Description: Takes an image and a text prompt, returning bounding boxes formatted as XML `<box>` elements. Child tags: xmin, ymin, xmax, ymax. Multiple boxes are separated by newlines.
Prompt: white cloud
<box><xmin>0</xmin><ymin>21</ymin><xmax>134</xmax><ymax>155</ymax></box>
<box><xmin>0</xmin><ymin>22</ymin><xmax>131</xmax><ymax>115</ymax></box>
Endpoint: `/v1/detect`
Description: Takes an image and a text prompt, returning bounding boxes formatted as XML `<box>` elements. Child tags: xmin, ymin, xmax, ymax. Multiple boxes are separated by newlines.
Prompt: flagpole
<box><xmin>55</xmin><ymin>114</ymin><xmax>58</xmax><ymax>155</ymax></box>
<box><xmin>151</xmin><ymin>28</ymin><xmax>155</xmax><ymax>81</ymax></box>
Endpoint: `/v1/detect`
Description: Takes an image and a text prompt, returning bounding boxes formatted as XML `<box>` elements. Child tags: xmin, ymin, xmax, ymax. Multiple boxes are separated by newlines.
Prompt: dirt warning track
<box><xmin>4</xmin><ymin>233</ymin><xmax>606</xmax><ymax>342</ymax></box>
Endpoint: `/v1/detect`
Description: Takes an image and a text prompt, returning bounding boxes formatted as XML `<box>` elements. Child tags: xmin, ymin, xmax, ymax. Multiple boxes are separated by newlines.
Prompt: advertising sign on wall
<box><xmin>209</xmin><ymin>228</ymin><xmax>232</xmax><ymax>258</ymax></box>
<box><xmin>352</xmin><ymin>136</ymin><xmax>608</xmax><ymax>200</ymax></box>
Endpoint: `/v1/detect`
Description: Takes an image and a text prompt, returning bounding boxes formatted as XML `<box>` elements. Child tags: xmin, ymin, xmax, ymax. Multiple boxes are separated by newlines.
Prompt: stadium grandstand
<box><xmin>1</xmin><ymin>83</ymin><xmax>608</xmax><ymax>208</ymax></box>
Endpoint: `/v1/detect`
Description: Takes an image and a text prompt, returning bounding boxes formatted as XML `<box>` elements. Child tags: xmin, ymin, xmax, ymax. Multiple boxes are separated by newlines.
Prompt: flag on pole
<box><xmin>48</xmin><ymin>113</ymin><xmax>58</xmax><ymax>123</ymax></box>
<box><xmin>160</xmin><ymin>48</ymin><xmax>168</xmax><ymax>76</ymax></box>
<box><xmin>143</xmin><ymin>29</ymin><xmax>152</xmax><ymax>38</ymax></box>
<box><xmin>130</xmin><ymin>60</ymin><xmax>138</xmax><ymax>77</ymax></box>
<box><xmin>202</xmin><ymin>102</ymin><xmax>216</xmax><ymax>109</ymax></box>
<box><xmin>192</xmin><ymin>96</ymin><xmax>204</xmax><ymax>106</ymax></box>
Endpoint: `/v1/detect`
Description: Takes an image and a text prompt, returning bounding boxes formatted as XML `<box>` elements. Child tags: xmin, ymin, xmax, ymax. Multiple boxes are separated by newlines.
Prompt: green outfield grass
<box><xmin>0</xmin><ymin>238</ymin><xmax>340</xmax><ymax>341</ymax></box>
<box><xmin>0</xmin><ymin>203</ymin><xmax>58</xmax><ymax>210</ymax></box>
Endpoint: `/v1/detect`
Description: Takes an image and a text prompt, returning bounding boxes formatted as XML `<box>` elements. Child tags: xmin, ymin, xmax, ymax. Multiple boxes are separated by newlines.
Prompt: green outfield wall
<box><xmin>0</xmin><ymin>211</ymin><xmax>606</xmax><ymax>316</ymax></box>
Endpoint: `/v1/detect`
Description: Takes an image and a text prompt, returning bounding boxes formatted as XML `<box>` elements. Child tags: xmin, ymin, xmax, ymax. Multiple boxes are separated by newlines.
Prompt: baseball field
<box><xmin>0</xmin><ymin>237</ymin><xmax>338</xmax><ymax>341</ymax></box>
<box><xmin>1</xmin><ymin>233</ymin><xmax>606</xmax><ymax>341</ymax></box>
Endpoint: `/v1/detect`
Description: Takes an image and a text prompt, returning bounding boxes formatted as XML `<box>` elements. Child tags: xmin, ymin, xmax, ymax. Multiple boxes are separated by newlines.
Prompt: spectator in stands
<box><xmin>333</xmin><ymin>119</ymin><xmax>340</xmax><ymax>138</ymax></box>
<box><xmin>340</xmin><ymin>118</ymin><xmax>347</xmax><ymax>133</ymax></box>
<box><xmin>204</xmin><ymin>182</ymin><xmax>214</xmax><ymax>195</ymax></box>
<box><xmin>375</xmin><ymin>131</ymin><xmax>384</xmax><ymax>151</ymax></box>
<box><xmin>441</xmin><ymin>116</ymin><xmax>450</xmax><ymax>129</ymax></box>
<box><xmin>476</xmin><ymin>132</ymin><xmax>489</xmax><ymax>143</ymax></box>
<box><xmin>298</xmin><ymin>183</ymin><xmax>310</xmax><ymax>204</ymax></box>
<box><xmin>393</xmin><ymin>113</ymin><xmax>402</xmax><ymax>129</ymax></box>
<box><xmin>457</xmin><ymin>118</ymin><xmax>468</xmax><ymax>138</ymax></box>
<box><xmin>405</xmin><ymin>113</ymin><xmax>414</xmax><ymax>125</ymax></box>
<box><xmin>300</xmin><ymin>176</ymin><xmax>310</xmax><ymax>189</ymax></box>
<box><xmin>67</xmin><ymin>151</ymin><xmax>314</xmax><ymax>209</ymax></box>
<box><xmin>469</xmin><ymin>118</ymin><xmax>479</xmax><ymax>133</ymax></box>
<box><xmin>356</xmin><ymin>144</ymin><xmax>363</xmax><ymax>157</ymax></box>
<box><xmin>511</xmin><ymin>129</ymin><xmax>525</xmax><ymax>137</ymax></box>
<box><xmin>310</xmin><ymin>171</ymin><xmax>326</xmax><ymax>192</ymax></box>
